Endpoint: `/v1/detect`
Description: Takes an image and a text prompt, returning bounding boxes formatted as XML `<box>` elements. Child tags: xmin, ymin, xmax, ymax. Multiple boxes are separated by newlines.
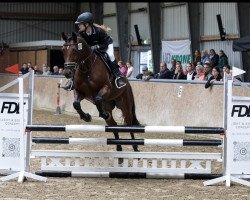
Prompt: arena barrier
<box><xmin>0</xmin><ymin>68</ymin><xmax>249</xmax><ymax>187</ymax></box>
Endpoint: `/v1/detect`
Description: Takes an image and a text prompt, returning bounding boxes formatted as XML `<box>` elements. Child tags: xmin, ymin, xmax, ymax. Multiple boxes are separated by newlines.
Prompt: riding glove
<box><xmin>91</xmin><ymin>45</ymin><xmax>99</xmax><ymax>50</ymax></box>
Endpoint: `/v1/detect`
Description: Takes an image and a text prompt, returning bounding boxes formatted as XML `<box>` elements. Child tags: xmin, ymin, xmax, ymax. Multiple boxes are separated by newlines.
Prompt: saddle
<box><xmin>94</xmin><ymin>50</ymin><xmax>113</xmax><ymax>75</ymax></box>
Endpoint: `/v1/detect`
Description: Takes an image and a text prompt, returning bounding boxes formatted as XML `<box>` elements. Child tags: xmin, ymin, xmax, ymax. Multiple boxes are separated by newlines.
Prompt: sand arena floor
<box><xmin>0</xmin><ymin>109</ymin><xmax>249</xmax><ymax>200</ymax></box>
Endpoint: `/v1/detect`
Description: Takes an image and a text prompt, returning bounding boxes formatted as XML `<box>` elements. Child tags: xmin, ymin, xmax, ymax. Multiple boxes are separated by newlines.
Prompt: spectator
<box><xmin>27</xmin><ymin>62</ymin><xmax>33</xmax><ymax>68</ymax></box>
<box><xmin>20</xmin><ymin>63</ymin><xmax>29</xmax><ymax>75</ymax></box>
<box><xmin>205</xmin><ymin>66</ymin><xmax>223</xmax><ymax>89</ymax></box>
<box><xmin>126</xmin><ymin>61</ymin><xmax>134</xmax><ymax>78</ymax></box>
<box><xmin>118</xmin><ymin>60</ymin><xmax>127</xmax><ymax>76</ymax></box>
<box><xmin>173</xmin><ymin>61</ymin><xmax>186</xmax><ymax>80</ymax></box>
<box><xmin>209</xmin><ymin>49</ymin><xmax>219</xmax><ymax>67</ymax></box>
<box><xmin>58</xmin><ymin>68</ymin><xmax>64</xmax><ymax>75</ymax></box>
<box><xmin>154</xmin><ymin>62</ymin><xmax>172</xmax><ymax>79</ymax></box>
<box><xmin>51</xmin><ymin>65</ymin><xmax>59</xmax><ymax>75</ymax></box>
<box><xmin>201</xmin><ymin>50</ymin><xmax>210</xmax><ymax>65</ymax></box>
<box><xmin>186</xmin><ymin>63</ymin><xmax>196</xmax><ymax>80</ymax></box>
<box><xmin>34</xmin><ymin>65</ymin><xmax>42</xmax><ymax>74</ymax></box>
<box><xmin>194</xmin><ymin>64</ymin><xmax>205</xmax><ymax>80</ymax></box>
<box><xmin>218</xmin><ymin>50</ymin><xmax>228</xmax><ymax>73</ymax></box>
<box><xmin>42</xmin><ymin>64</ymin><xmax>51</xmax><ymax>75</ymax></box>
<box><xmin>223</xmin><ymin>65</ymin><xmax>242</xmax><ymax>82</ymax></box>
<box><xmin>136</xmin><ymin>66</ymin><xmax>154</xmax><ymax>81</ymax></box>
<box><xmin>223</xmin><ymin>64</ymin><xmax>231</xmax><ymax>75</ymax></box>
<box><xmin>170</xmin><ymin>59</ymin><xmax>177</xmax><ymax>76</ymax></box>
<box><xmin>193</xmin><ymin>50</ymin><xmax>201</xmax><ymax>66</ymax></box>
<box><xmin>204</xmin><ymin>63</ymin><xmax>213</xmax><ymax>80</ymax></box>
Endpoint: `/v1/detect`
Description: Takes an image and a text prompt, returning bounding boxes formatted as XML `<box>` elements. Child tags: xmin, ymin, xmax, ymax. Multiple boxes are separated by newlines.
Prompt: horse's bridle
<box><xmin>63</xmin><ymin>42</ymin><xmax>96</xmax><ymax>73</ymax></box>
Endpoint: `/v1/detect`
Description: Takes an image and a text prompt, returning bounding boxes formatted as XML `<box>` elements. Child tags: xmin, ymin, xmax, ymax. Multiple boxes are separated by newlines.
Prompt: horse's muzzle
<box><xmin>63</xmin><ymin>69</ymin><xmax>73</xmax><ymax>79</ymax></box>
<box><xmin>63</xmin><ymin>62</ymin><xmax>77</xmax><ymax>78</ymax></box>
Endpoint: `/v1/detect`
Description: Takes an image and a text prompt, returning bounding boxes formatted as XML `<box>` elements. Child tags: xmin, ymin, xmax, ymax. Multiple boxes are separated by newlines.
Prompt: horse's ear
<box><xmin>61</xmin><ymin>32</ymin><xmax>67</xmax><ymax>42</ymax></box>
<box><xmin>72</xmin><ymin>32</ymin><xmax>77</xmax><ymax>43</ymax></box>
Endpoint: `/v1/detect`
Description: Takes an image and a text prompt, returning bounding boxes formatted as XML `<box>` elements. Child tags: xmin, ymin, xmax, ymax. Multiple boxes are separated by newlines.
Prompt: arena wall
<box><xmin>1</xmin><ymin>75</ymin><xmax>250</xmax><ymax>126</ymax></box>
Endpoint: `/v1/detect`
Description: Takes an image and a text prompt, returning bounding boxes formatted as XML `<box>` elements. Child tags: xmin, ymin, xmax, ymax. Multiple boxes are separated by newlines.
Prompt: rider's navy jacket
<box><xmin>79</xmin><ymin>26</ymin><xmax>113</xmax><ymax>52</ymax></box>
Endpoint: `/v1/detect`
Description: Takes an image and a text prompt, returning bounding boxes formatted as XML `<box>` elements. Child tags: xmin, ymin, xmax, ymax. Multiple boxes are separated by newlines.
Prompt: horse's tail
<box><xmin>128</xmin><ymin>82</ymin><xmax>140</xmax><ymax>125</ymax></box>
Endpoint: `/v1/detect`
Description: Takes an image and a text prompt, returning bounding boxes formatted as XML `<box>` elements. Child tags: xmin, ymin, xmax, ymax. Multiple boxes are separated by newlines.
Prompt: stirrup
<box><xmin>115</xmin><ymin>77</ymin><xmax>126</xmax><ymax>89</ymax></box>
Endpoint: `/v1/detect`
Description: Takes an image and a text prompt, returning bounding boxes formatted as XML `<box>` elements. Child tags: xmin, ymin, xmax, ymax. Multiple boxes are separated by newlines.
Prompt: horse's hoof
<box><xmin>133</xmin><ymin>148</ymin><xmax>140</xmax><ymax>152</ymax></box>
<box><xmin>100</xmin><ymin>113</ymin><xmax>109</xmax><ymax>120</ymax></box>
<box><xmin>81</xmin><ymin>113</ymin><xmax>92</xmax><ymax>122</ymax></box>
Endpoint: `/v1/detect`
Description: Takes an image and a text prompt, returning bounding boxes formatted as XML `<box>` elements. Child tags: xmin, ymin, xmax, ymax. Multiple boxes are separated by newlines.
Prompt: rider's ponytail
<box><xmin>93</xmin><ymin>23</ymin><xmax>112</xmax><ymax>32</ymax></box>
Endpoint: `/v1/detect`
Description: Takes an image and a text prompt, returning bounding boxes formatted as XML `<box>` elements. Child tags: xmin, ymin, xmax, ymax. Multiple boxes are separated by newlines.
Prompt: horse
<box><xmin>61</xmin><ymin>32</ymin><xmax>140</xmax><ymax>154</ymax></box>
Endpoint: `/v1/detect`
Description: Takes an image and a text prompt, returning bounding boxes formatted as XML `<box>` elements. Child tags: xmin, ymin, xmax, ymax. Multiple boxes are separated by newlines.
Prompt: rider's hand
<box><xmin>91</xmin><ymin>45</ymin><xmax>99</xmax><ymax>51</ymax></box>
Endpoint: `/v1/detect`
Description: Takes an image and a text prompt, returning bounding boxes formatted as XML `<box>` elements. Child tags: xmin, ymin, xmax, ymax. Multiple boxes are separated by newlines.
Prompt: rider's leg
<box><xmin>106</xmin><ymin>44</ymin><xmax>126</xmax><ymax>88</ymax></box>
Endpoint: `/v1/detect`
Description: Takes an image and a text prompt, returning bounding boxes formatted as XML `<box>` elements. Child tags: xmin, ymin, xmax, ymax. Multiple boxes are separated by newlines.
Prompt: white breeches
<box><xmin>106</xmin><ymin>43</ymin><xmax>115</xmax><ymax>62</ymax></box>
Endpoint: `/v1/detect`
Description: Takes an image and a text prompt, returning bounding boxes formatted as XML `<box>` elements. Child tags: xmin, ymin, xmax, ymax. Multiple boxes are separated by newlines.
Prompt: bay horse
<box><xmin>61</xmin><ymin>32</ymin><xmax>140</xmax><ymax>153</ymax></box>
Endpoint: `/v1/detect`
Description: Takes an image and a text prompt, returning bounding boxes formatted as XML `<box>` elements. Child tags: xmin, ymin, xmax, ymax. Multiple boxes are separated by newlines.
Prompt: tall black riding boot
<box><xmin>110</xmin><ymin>62</ymin><xmax>127</xmax><ymax>88</ymax></box>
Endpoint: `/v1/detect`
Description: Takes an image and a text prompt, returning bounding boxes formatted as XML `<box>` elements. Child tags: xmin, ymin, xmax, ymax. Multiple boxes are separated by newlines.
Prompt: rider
<box><xmin>63</xmin><ymin>11</ymin><xmax>126</xmax><ymax>90</ymax></box>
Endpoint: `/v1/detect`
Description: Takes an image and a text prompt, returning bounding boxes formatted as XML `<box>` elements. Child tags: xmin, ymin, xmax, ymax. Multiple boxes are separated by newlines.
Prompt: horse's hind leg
<box><xmin>103</xmin><ymin>102</ymin><xmax>123</xmax><ymax>164</ymax></box>
<box><xmin>118</xmin><ymin>104</ymin><xmax>139</xmax><ymax>152</ymax></box>
<box><xmin>103</xmin><ymin>103</ymin><xmax>122</xmax><ymax>152</ymax></box>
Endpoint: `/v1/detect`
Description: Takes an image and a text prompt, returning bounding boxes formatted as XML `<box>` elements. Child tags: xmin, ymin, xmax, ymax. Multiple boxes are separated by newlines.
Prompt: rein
<box><xmin>63</xmin><ymin>42</ymin><xmax>97</xmax><ymax>74</ymax></box>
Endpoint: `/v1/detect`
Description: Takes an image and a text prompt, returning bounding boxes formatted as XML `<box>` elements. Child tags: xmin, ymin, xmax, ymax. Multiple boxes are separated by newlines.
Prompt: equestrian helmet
<box><xmin>75</xmin><ymin>12</ymin><xmax>94</xmax><ymax>25</ymax></box>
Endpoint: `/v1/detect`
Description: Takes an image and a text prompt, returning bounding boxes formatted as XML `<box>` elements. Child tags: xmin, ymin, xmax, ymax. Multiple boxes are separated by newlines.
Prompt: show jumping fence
<box><xmin>0</xmin><ymin>69</ymin><xmax>249</xmax><ymax>187</ymax></box>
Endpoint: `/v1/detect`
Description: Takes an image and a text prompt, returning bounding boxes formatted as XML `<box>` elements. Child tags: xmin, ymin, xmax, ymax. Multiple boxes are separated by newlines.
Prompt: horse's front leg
<box><xmin>94</xmin><ymin>85</ymin><xmax>111</xmax><ymax>120</ymax></box>
<box><xmin>73</xmin><ymin>90</ymin><xmax>91</xmax><ymax>122</ymax></box>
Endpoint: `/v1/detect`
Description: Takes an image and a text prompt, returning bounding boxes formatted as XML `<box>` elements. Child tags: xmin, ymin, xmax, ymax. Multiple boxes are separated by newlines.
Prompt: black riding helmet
<box><xmin>75</xmin><ymin>12</ymin><xmax>94</xmax><ymax>25</ymax></box>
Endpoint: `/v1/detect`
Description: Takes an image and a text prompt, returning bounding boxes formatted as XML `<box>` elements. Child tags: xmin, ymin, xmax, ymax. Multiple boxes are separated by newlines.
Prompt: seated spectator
<box><xmin>223</xmin><ymin>65</ymin><xmax>242</xmax><ymax>82</ymax></box>
<box><xmin>126</xmin><ymin>61</ymin><xmax>134</xmax><ymax>78</ymax></box>
<box><xmin>136</xmin><ymin>66</ymin><xmax>154</xmax><ymax>81</ymax></box>
<box><xmin>209</xmin><ymin>49</ymin><xmax>219</xmax><ymax>67</ymax></box>
<box><xmin>58</xmin><ymin>68</ymin><xmax>64</xmax><ymax>75</ymax></box>
<box><xmin>194</xmin><ymin>64</ymin><xmax>205</xmax><ymax>80</ymax></box>
<box><xmin>34</xmin><ymin>65</ymin><xmax>42</xmax><ymax>74</ymax></box>
<box><xmin>186</xmin><ymin>63</ymin><xmax>196</xmax><ymax>80</ymax></box>
<box><xmin>222</xmin><ymin>64</ymin><xmax>231</xmax><ymax>79</ymax></box>
<box><xmin>27</xmin><ymin>62</ymin><xmax>34</xmax><ymax>71</ymax></box>
<box><xmin>201</xmin><ymin>50</ymin><xmax>210</xmax><ymax>65</ymax></box>
<box><xmin>51</xmin><ymin>65</ymin><xmax>59</xmax><ymax>75</ymax></box>
<box><xmin>193</xmin><ymin>49</ymin><xmax>201</xmax><ymax>66</ymax></box>
<box><xmin>118</xmin><ymin>60</ymin><xmax>128</xmax><ymax>76</ymax></box>
<box><xmin>205</xmin><ymin>66</ymin><xmax>223</xmax><ymax>89</ymax></box>
<box><xmin>173</xmin><ymin>61</ymin><xmax>186</xmax><ymax>80</ymax></box>
<box><xmin>218</xmin><ymin>50</ymin><xmax>228</xmax><ymax>73</ymax></box>
<box><xmin>42</xmin><ymin>64</ymin><xmax>51</xmax><ymax>75</ymax></box>
<box><xmin>20</xmin><ymin>63</ymin><xmax>29</xmax><ymax>75</ymax></box>
<box><xmin>154</xmin><ymin>62</ymin><xmax>172</xmax><ymax>79</ymax></box>
<box><xmin>204</xmin><ymin>63</ymin><xmax>212</xmax><ymax>80</ymax></box>
<box><xmin>170</xmin><ymin>59</ymin><xmax>177</xmax><ymax>76</ymax></box>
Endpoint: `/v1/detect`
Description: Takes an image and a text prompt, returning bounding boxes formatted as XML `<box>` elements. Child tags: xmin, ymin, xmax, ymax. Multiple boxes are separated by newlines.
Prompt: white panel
<box><xmin>103</xmin><ymin>17</ymin><xmax>118</xmax><ymax>47</ymax></box>
<box><xmin>200</xmin><ymin>40</ymin><xmax>242</xmax><ymax>69</ymax></box>
<box><xmin>130</xmin><ymin>3</ymin><xmax>148</xmax><ymax>10</ymax></box>
<box><xmin>203</xmin><ymin>3</ymin><xmax>238</xmax><ymax>35</ymax></box>
<box><xmin>103</xmin><ymin>2</ymin><xmax>116</xmax><ymax>15</ymax></box>
<box><xmin>162</xmin><ymin>4</ymin><xmax>189</xmax><ymax>40</ymax></box>
<box><xmin>129</xmin><ymin>12</ymin><xmax>150</xmax><ymax>44</ymax></box>
<box><xmin>130</xmin><ymin>50</ymin><xmax>140</xmax><ymax>77</ymax></box>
